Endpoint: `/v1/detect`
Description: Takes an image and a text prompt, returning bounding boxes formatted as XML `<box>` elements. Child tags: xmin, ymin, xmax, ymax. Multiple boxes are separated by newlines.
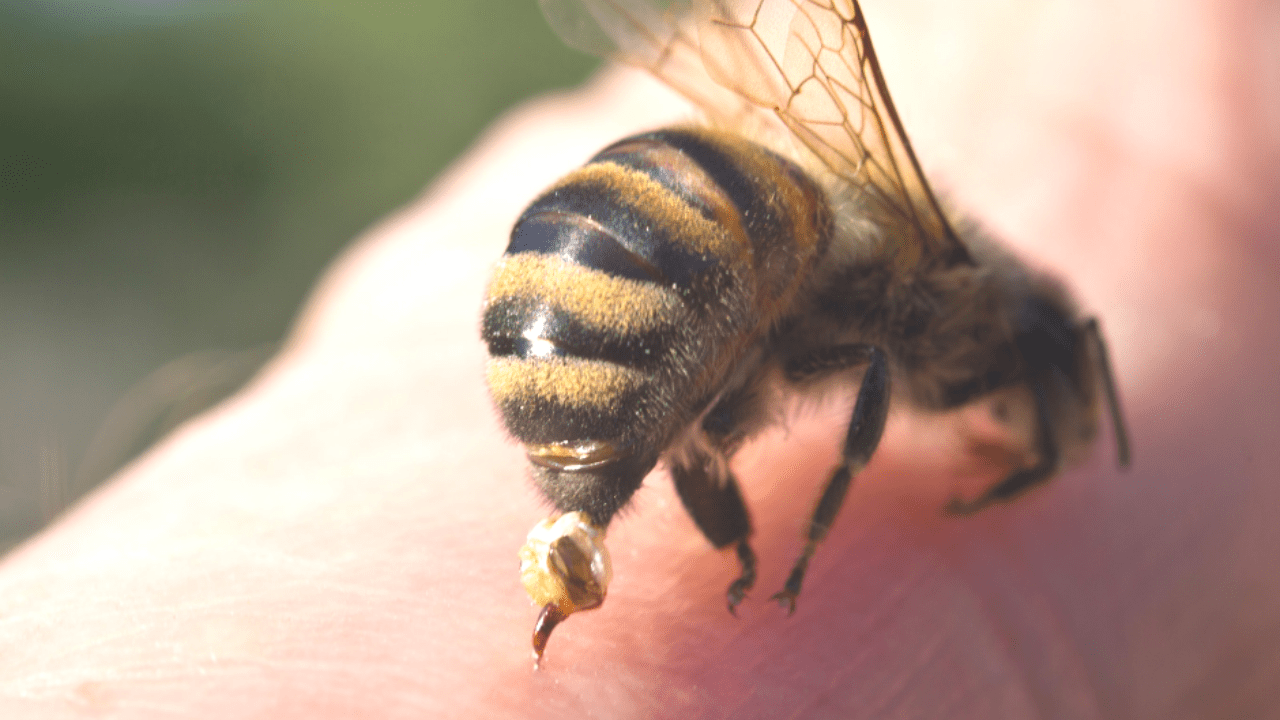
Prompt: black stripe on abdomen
<box><xmin>597</xmin><ymin>128</ymin><xmax>789</xmax><ymax>255</ymax></box>
<box><xmin>506</xmin><ymin>212</ymin><xmax>666</xmax><ymax>285</ymax></box>
<box><xmin>482</xmin><ymin>295</ymin><xmax>674</xmax><ymax>369</ymax></box>
<box><xmin>509</xmin><ymin>167</ymin><xmax>722</xmax><ymax>290</ymax></box>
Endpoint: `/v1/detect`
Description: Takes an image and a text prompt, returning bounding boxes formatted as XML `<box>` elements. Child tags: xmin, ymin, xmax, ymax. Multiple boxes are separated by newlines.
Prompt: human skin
<box><xmin>1</xmin><ymin>0</ymin><xmax>1278</xmax><ymax>717</ymax></box>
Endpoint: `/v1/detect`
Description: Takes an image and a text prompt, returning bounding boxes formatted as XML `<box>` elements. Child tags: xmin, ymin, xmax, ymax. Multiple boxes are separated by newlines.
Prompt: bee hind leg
<box><xmin>773</xmin><ymin>344</ymin><xmax>890</xmax><ymax>615</ymax></box>
<box><xmin>670</xmin><ymin>398</ymin><xmax>758</xmax><ymax>615</ymax></box>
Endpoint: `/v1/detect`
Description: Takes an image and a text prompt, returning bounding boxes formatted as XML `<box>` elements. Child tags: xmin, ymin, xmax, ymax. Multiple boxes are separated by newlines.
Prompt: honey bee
<box><xmin>482</xmin><ymin>0</ymin><xmax>1130</xmax><ymax>665</ymax></box>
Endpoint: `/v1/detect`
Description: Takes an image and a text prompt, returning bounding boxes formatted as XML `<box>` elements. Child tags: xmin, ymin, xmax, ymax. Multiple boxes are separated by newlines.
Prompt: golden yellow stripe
<box><xmin>485</xmin><ymin>253</ymin><xmax>681</xmax><ymax>334</ymax></box>
<box><xmin>487</xmin><ymin>357</ymin><xmax>646</xmax><ymax>409</ymax></box>
<box><xmin>717</xmin><ymin>132</ymin><xmax>827</xmax><ymax>257</ymax></box>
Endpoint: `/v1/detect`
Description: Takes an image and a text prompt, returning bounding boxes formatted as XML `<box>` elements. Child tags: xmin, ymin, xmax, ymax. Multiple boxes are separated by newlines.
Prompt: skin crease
<box><xmin>0</xmin><ymin>0</ymin><xmax>1277</xmax><ymax>716</ymax></box>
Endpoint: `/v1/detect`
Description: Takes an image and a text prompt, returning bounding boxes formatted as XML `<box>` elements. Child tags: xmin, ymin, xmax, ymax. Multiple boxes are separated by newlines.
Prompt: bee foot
<box><xmin>770</xmin><ymin>589</ymin><xmax>799</xmax><ymax>616</ymax></box>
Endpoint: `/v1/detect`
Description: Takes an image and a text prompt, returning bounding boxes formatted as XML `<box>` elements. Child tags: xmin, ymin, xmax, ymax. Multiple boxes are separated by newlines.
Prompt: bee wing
<box><xmin>539</xmin><ymin>0</ymin><xmax>759</xmax><ymax>125</ymax></box>
<box><xmin>539</xmin><ymin>0</ymin><xmax>971</xmax><ymax>269</ymax></box>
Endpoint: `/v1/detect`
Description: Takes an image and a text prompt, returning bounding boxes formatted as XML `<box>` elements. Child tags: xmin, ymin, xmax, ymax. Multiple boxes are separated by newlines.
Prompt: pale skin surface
<box><xmin>1</xmin><ymin>0</ymin><xmax>1278</xmax><ymax>717</ymax></box>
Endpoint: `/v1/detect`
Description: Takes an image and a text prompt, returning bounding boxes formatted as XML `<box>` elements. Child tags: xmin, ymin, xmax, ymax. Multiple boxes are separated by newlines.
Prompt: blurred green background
<box><xmin>0</xmin><ymin>0</ymin><xmax>595</xmax><ymax>550</ymax></box>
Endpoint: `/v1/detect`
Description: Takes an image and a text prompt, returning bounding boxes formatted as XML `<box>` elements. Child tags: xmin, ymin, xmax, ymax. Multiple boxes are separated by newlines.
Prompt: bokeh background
<box><xmin>0</xmin><ymin>0</ymin><xmax>595</xmax><ymax>550</ymax></box>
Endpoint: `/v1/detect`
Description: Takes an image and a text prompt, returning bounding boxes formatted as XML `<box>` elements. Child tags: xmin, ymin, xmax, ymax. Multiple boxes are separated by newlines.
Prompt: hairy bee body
<box><xmin>483</xmin><ymin>127</ymin><xmax>831</xmax><ymax>524</ymax></box>
<box><xmin>484</xmin><ymin>126</ymin><xmax>1110</xmax><ymax>525</ymax></box>
<box><xmin>490</xmin><ymin>0</ymin><xmax>1130</xmax><ymax>664</ymax></box>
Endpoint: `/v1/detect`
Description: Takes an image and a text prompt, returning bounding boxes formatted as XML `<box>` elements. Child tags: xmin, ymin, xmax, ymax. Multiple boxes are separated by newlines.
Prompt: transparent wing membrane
<box><xmin>539</xmin><ymin>0</ymin><xmax>970</xmax><ymax>269</ymax></box>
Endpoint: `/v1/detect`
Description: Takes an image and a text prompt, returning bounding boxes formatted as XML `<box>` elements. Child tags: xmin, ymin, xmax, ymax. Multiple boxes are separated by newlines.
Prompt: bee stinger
<box><xmin>482</xmin><ymin>0</ymin><xmax>1131</xmax><ymax>665</ymax></box>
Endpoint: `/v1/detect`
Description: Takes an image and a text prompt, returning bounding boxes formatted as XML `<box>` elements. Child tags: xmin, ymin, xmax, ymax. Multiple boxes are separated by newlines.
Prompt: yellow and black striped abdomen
<box><xmin>482</xmin><ymin>127</ymin><xmax>831</xmax><ymax>521</ymax></box>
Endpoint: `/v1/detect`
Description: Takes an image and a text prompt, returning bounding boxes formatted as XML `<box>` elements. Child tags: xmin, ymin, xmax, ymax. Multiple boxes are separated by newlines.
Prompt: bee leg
<box><xmin>1082</xmin><ymin>318</ymin><xmax>1132</xmax><ymax>468</ymax></box>
<box><xmin>670</xmin><ymin>428</ymin><xmax>756</xmax><ymax>615</ymax></box>
<box><xmin>772</xmin><ymin>344</ymin><xmax>890</xmax><ymax>614</ymax></box>
<box><xmin>945</xmin><ymin>377</ymin><xmax>1058</xmax><ymax>515</ymax></box>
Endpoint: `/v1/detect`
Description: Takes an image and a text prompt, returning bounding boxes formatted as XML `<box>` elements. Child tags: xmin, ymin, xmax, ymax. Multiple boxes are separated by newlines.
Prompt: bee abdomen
<box><xmin>482</xmin><ymin>127</ymin><xmax>831</xmax><ymax>446</ymax></box>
